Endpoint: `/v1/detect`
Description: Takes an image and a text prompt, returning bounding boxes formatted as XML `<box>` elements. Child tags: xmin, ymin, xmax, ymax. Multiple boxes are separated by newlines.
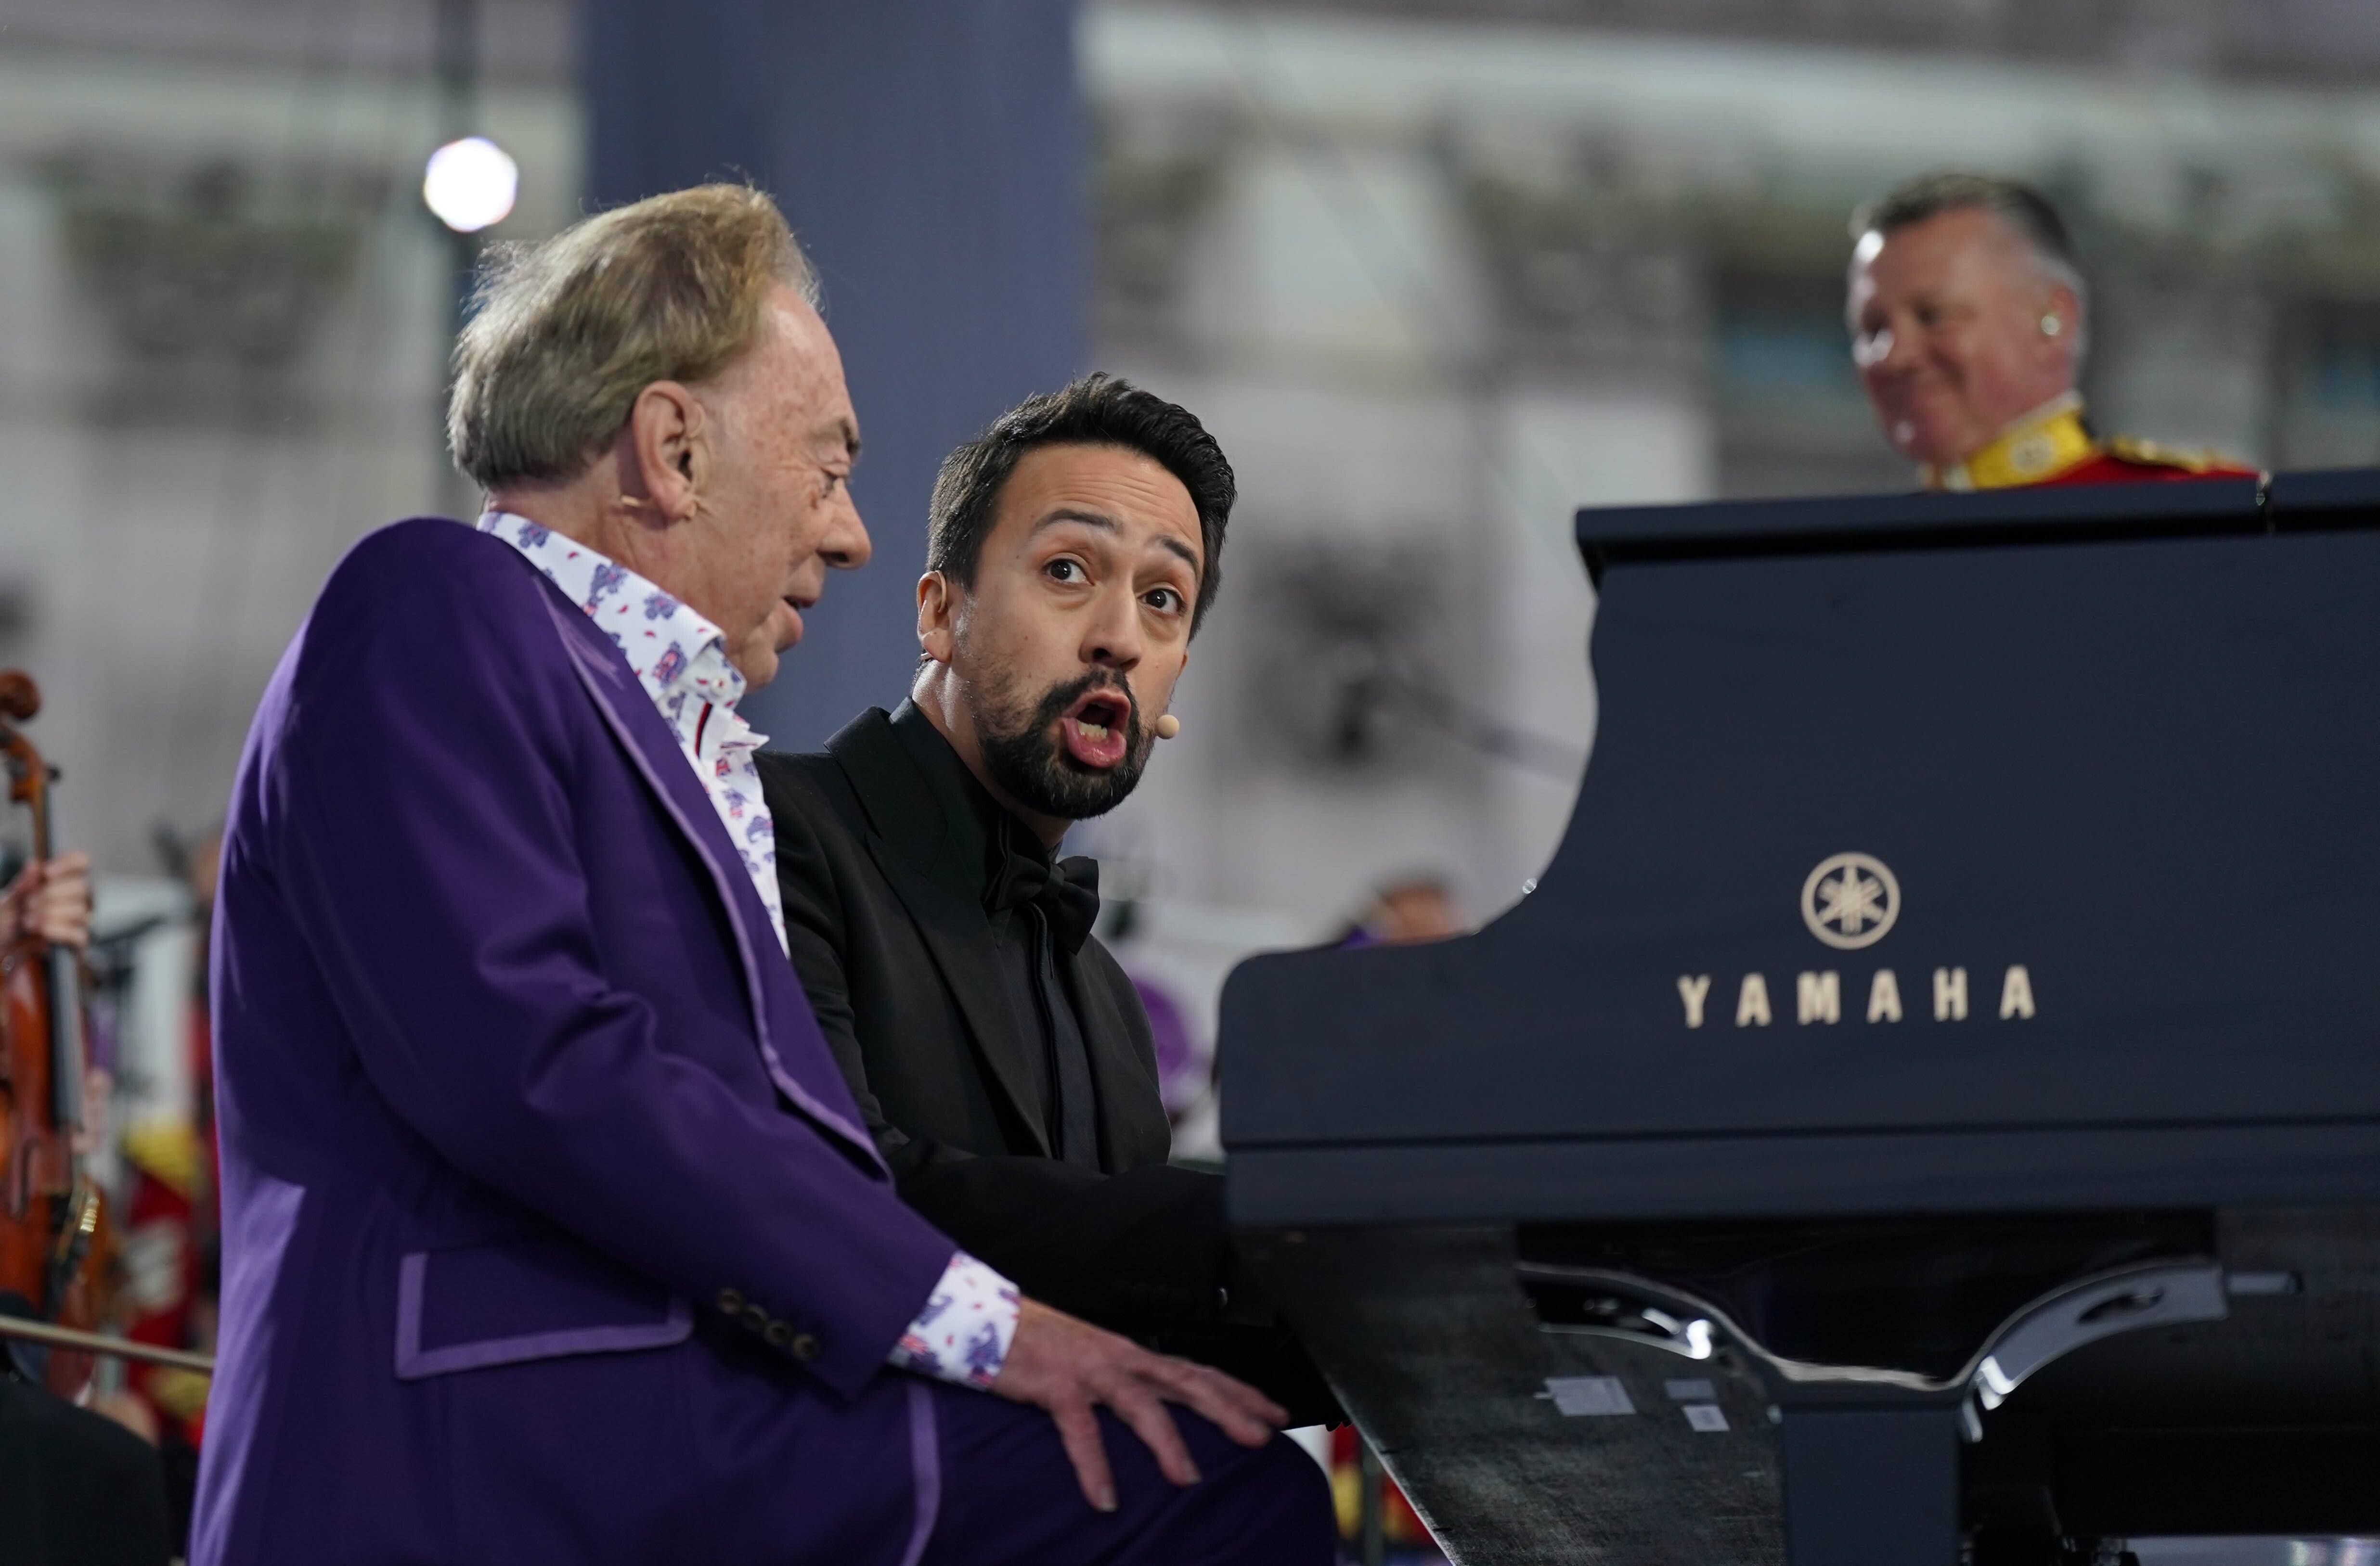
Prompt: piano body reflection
<box><xmin>1219</xmin><ymin>472</ymin><xmax>2380</xmax><ymax>1566</ymax></box>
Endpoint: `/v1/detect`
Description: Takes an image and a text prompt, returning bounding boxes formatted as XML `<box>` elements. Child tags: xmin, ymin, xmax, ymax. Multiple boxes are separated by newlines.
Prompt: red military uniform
<box><xmin>1919</xmin><ymin>392</ymin><xmax>2259</xmax><ymax>491</ymax></box>
<box><xmin>2038</xmin><ymin>435</ymin><xmax>2261</xmax><ymax>487</ymax></box>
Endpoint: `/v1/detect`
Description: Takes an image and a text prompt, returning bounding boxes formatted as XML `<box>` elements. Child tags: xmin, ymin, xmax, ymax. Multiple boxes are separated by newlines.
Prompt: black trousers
<box><xmin>0</xmin><ymin>1374</ymin><xmax>171</xmax><ymax>1566</ymax></box>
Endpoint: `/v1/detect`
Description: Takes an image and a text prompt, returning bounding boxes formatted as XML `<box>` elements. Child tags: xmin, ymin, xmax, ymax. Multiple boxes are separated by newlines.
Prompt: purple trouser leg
<box><xmin>920</xmin><ymin>1382</ymin><xmax>1337</xmax><ymax>1566</ymax></box>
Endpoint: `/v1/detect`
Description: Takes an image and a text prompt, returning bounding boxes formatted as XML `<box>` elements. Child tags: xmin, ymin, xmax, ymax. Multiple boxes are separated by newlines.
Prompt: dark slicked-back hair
<box><xmin>927</xmin><ymin>374</ymin><xmax>1235</xmax><ymax>632</ymax></box>
<box><xmin>1853</xmin><ymin>172</ymin><xmax>2084</xmax><ymax>295</ymax></box>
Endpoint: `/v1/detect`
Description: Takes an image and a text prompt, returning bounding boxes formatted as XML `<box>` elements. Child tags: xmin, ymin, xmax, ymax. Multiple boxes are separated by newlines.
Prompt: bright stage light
<box><xmin>423</xmin><ymin>137</ymin><xmax>518</xmax><ymax>234</ymax></box>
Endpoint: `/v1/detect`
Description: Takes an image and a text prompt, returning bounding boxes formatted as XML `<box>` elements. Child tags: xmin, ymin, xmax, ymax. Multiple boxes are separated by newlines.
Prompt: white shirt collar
<box><xmin>476</xmin><ymin>511</ymin><xmax>748</xmax><ymax>731</ymax></box>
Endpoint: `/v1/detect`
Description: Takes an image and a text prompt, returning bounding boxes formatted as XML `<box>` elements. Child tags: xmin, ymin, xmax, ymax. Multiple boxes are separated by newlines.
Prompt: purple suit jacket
<box><xmin>194</xmin><ymin>520</ymin><xmax>960</xmax><ymax>1565</ymax></box>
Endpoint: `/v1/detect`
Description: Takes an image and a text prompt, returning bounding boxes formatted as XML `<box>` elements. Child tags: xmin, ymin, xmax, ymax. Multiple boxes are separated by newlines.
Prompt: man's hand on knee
<box><xmin>991</xmin><ymin>1297</ymin><xmax>1287</xmax><ymax>1513</ymax></box>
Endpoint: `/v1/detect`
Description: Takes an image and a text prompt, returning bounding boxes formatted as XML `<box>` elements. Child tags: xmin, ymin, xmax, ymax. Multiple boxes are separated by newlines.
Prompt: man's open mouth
<box><xmin>1059</xmin><ymin>687</ymin><xmax>1133</xmax><ymax>770</ymax></box>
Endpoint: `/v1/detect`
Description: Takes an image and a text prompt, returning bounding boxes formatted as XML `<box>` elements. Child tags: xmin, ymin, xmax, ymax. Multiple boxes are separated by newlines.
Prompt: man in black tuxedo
<box><xmin>759</xmin><ymin>375</ymin><xmax>1334</xmax><ymax>1424</ymax></box>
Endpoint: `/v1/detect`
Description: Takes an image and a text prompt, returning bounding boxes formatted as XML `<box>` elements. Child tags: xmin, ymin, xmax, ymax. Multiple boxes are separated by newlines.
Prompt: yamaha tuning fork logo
<box><xmin>1675</xmin><ymin>852</ymin><xmax>2036</xmax><ymax>1029</ymax></box>
<box><xmin>1801</xmin><ymin>852</ymin><xmax>1899</xmax><ymax>950</ymax></box>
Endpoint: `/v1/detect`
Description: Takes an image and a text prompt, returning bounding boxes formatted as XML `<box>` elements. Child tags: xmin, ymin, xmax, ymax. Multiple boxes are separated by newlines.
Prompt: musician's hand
<box><xmin>990</xmin><ymin>1297</ymin><xmax>1284</xmax><ymax>1513</ymax></box>
<box><xmin>11</xmin><ymin>852</ymin><xmax>91</xmax><ymax>950</ymax></box>
<box><xmin>75</xmin><ymin>1067</ymin><xmax>111</xmax><ymax>1160</ymax></box>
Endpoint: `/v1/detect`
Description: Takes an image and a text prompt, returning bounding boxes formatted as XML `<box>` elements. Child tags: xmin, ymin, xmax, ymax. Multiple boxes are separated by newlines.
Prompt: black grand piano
<box><xmin>1219</xmin><ymin>471</ymin><xmax>2380</xmax><ymax>1565</ymax></box>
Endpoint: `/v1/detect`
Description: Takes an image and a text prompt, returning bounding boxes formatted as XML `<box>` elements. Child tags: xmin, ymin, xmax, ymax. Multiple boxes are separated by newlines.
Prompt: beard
<box><xmin>969</xmin><ymin>666</ymin><xmax>1152</xmax><ymax>822</ymax></box>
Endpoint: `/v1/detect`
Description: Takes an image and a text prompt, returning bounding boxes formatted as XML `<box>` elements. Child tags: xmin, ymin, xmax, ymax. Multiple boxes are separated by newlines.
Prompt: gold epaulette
<box><xmin>2103</xmin><ymin>434</ymin><xmax>2242</xmax><ymax>474</ymax></box>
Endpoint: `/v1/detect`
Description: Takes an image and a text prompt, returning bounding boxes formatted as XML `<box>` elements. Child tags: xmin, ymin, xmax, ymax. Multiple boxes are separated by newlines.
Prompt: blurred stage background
<box><xmin>1</xmin><ymin>3</ymin><xmax>2378</xmax><ymax>1550</ymax></box>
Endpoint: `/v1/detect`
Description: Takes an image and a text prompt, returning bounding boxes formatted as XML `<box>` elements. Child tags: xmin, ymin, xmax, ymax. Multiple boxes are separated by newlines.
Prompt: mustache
<box><xmin>973</xmin><ymin>667</ymin><xmax>1155</xmax><ymax>823</ymax></box>
<box><xmin>1033</xmin><ymin>671</ymin><xmax>1139</xmax><ymax>740</ymax></box>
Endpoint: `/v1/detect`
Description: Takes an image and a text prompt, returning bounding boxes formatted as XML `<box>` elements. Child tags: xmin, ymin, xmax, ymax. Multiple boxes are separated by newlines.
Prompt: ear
<box><xmin>2040</xmin><ymin>282</ymin><xmax>2082</xmax><ymax>360</ymax></box>
<box><xmin>916</xmin><ymin>571</ymin><xmax>958</xmax><ymax>666</ymax></box>
<box><xmin>623</xmin><ymin>381</ymin><xmax>708</xmax><ymax>525</ymax></box>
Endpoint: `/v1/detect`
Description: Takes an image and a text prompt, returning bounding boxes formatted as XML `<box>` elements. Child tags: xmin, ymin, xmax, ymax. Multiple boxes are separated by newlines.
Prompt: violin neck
<box><xmin>47</xmin><ymin>946</ymin><xmax>83</xmax><ymax>1137</ymax></box>
<box><xmin>24</xmin><ymin>775</ymin><xmax>83</xmax><ymax>1138</ymax></box>
<box><xmin>27</xmin><ymin>768</ymin><xmax>51</xmax><ymax>867</ymax></box>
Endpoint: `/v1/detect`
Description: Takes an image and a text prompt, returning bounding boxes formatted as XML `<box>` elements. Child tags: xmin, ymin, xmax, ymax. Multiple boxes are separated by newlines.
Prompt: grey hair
<box><xmin>1850</xmin><ymin>172</ymin><xmax>2090</xmax><ymax>365</ymax></box>
<box><xmin>448</xmin><ymin>184</ymin><xmax>820</xmax><ymax>491</ymax></box>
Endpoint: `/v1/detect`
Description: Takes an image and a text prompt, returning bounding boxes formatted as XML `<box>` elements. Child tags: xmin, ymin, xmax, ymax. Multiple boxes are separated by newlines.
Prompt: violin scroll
<box><xmin>0</xmin><ymin>673</ymin><xmax>37</xmax><ymax>725</ymax></box>
<box><xmin>0</xmin><ymin>673</ymin><xmax>47</xmax><ymax>816</ymax></box>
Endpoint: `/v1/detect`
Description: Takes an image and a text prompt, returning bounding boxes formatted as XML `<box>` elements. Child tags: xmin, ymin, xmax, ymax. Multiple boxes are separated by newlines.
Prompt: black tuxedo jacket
<box><xmin>760</xmin><ymin>708</ymin><xmax>1338</xmax><ymax>1423</ymax></box>
<box><xmin>758</xmin><ymin>707</ymin><xmax>1234</xmax><ymax>1327</ymax></box>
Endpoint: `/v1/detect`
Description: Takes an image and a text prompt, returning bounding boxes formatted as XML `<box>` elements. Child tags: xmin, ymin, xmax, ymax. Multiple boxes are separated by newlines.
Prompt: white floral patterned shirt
<box><xmin>480</xmin><ymin>513</ymin><xmax>1019</xmax><ymax>1390</ymax></box>
<box><xmin>480</xmin><ymin>511</ymin><xmax>786</xmax><ymax>955</ymax></box>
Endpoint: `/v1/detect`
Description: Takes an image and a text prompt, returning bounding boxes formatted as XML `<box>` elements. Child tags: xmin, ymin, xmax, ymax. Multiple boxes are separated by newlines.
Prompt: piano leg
<box><xmin>1780</xmin><ymin>1405</ymin><xmax>1959</xmax><ymax>1566</ymax></box>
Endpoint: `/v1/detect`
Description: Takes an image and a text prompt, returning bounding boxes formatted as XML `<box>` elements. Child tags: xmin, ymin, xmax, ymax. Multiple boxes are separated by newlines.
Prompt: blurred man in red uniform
<box><xmin>1848</xmin><ymin>173</ymin><xmax>2258</xmax><ymax>490</ymax></box>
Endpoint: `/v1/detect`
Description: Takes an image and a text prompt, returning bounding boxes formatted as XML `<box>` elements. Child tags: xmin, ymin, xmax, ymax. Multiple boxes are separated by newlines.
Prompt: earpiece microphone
<box><xmin>2041</xmin><ymin>314</ymin><xmax>2063</xmax><ymax>337</ymax></box>
<box><xmin>1153</xmin><ymin>714</ymin><xmax>1181</xmax><ymax>740</ymax></box>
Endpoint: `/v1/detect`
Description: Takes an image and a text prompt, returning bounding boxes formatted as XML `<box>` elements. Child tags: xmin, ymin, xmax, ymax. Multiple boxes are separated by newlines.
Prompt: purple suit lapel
<box><xmin>537</xmin><ymin>591</ymin><xmax>888</xmax><ymax>1178</ymax></box>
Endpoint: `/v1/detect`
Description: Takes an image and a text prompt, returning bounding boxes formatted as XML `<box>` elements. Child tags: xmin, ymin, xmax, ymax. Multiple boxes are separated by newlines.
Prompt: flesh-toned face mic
<box><xmin>1153</xmin><ymin>713</ymin><xmax>1181</xmax><ymax>740</ymax></box>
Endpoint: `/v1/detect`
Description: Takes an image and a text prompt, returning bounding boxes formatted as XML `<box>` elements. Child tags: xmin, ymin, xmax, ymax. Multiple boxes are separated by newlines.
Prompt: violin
<box><xmin>0</xmin><ymin>670</ymin><xmax>107</xmax><ymax>1398</ymax></box>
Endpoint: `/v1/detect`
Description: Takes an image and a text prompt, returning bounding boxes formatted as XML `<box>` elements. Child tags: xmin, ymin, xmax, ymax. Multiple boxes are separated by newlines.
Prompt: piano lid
<box><xmin>1572</xmin><ymin>473</ymin><xmax>2262</xmax><ymax>575</ymax></box>
<box><xmin>1221</xmin><ymin>474</ymin><xmax>2380</xmax><ymax>1226</ymax></box>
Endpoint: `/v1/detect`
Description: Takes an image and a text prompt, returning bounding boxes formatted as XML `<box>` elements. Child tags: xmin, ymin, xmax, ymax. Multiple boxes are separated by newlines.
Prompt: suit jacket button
<box><xmin>789</xmin><ymin>1333</ymin><xmax>822</xmax><ymax>1363</ymax></box>
<box><xmin>717</xmin><ymin>1288</ymin><xmax>745</xmax><ymax>1316</ymax></box>
<box><xmin>763</xmin><ymin>1320</ymin><xmax>792</xmax><ymax>1348</ymax></box>
<box><xmin>742</xmin><ymin>1303</ymin><xmax>769</xmax><ymax>1335</ymax></box>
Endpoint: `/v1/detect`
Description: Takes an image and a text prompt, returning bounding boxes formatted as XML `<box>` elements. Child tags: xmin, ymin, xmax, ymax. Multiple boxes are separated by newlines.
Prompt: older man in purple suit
<box><xmin>192</xmin><ymin>186</ymin><xmax>1332</xmax><ymax>1565</ymax></box>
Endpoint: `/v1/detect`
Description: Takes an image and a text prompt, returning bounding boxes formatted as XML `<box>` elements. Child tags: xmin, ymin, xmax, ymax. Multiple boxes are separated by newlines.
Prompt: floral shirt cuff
<box><xmin>888</xmin><ymin>1251</ymin><xmax>1021</xmax><ymax>1391</ymax></box>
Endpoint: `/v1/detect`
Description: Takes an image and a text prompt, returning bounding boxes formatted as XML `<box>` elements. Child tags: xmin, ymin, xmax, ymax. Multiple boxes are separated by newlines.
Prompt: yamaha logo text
<box><xmin>1675</xmin><ymin>852</ymin><xmax>2036</xmax><ymax>1028</ymax></box>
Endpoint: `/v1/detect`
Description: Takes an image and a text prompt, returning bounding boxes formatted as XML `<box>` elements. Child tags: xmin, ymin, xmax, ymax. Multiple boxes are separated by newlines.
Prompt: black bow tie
<box><xmin>987</xmin><ymin>844</ymin><xmax>1101</xmax><ymax>955</ymax></box>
